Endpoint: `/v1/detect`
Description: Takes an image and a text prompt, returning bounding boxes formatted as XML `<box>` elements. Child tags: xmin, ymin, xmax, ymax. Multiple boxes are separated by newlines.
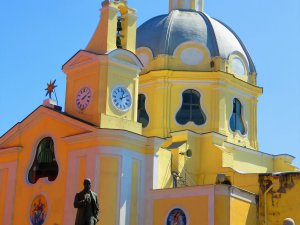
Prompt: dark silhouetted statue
<box><xmin>74</xmin><ymin>178</ymin><xmax>100</xmax><ymax>225</ymax></box>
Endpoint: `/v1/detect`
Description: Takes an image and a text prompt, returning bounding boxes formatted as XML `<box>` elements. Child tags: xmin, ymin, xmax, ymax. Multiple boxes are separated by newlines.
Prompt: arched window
<box><xmin>230</xmin><ymin>98</ymin><xmax>246</xmax><ymax>135</ymax></box>
<box><xmin>116</xmin><ymin>11</ymin><xmax>123</xmax><ymax>49</ymax></box>
<box><xmin>28</xmin><ymin>137</ymin><xmax>59</xmax><ymax>184</ymax></box>
<box><xmin>137</xmin><ymin>94</ymin><xmax>149</xmax><ymax>128</ymax></box>
<box><xmin>176</xmin><ymin>89</ymin><xmax>206</xmax><ymax>125</ymax></box>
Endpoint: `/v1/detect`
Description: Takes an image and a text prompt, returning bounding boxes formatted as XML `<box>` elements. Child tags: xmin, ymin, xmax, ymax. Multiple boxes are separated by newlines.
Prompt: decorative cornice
<box><xmin>0</xmin><ymin>106</ymin><xmax>96</xmax><ymax>146</ymax></box>
<box><xmin>139</xmin><ymin>70</ymin><xmax>262</xmax><ymax>98</ymax></box>
<box><xmin>151</xmin><ymin>185</ymin><xmax>214</xmax><ymax>199</ymax></box>
<box><xmin>63</xmin><ymin>129</ymin><xmax>164</xmax><ymax>154</ymax></box>
<box><xmin>108</xmin><ymin>49</ymin><xmax>143</xmax><ymax>70</ymax></box>
<box><xmin>230</xmin><ymin>186</ymin><xmax>257</xmax><ymax>204</ymax></box>
<box><xmin>223</xmin><ymin>141</ymin><xmax>295</xmax><ymax>160</ymax></box>
<box><xmin>0</xmin><ymin>146</ymin><xmax>22</xmax><ymax>155</ymax></box>
<box><xmin>62</xmin><ymin>50</ymin><xmax>99</xmax><ymax>72</ymax></box>
<box><xmin>215</xmin><ymin>185</ymin><xmax>257</xmax><ymax>204</ymax></box>
<box><xmin>151</xmin><ymin>184</ymin><xmax>257</xmax><ymax>204</ymax></box>
<box><xmin>170</xmin><ymin>130</ymin><xmax>227</xmax><ymax>140</ymax></box>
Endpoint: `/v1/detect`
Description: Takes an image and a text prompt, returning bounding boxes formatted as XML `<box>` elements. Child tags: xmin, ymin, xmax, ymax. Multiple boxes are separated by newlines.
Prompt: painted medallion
<box><xmin>30</xmin><ymin>195</ymin><xmax>48</xmax><ymax>225</ymax></box>
<box><xmin>166</xmin><ymin>208</ymin><xmax>187</xmax><ymax>225</ymax></box>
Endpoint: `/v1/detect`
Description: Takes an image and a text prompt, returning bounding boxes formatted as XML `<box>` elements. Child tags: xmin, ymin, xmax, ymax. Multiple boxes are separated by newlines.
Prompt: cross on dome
<box><xmin>169</xmin><ymin>0</ymin><xmax>204</xmax><ymax>12</ymax></box>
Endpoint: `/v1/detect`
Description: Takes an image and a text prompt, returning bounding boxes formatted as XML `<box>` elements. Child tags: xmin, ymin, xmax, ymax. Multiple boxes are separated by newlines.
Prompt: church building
<box><xmin>0</xmin><ymin>0</ymin><xmax>299</xmax><ymax>225</ymax></box>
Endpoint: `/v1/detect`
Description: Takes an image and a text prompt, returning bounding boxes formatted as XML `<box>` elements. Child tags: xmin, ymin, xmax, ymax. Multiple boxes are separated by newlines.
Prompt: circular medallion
<box><xmin>30</xmin><ymin>195</ymin><xmax>48</xmax><ymax>225</ymax></box>
<box><xmin>166</xmin><ymin>208</ymin><xmax>187</xmax><ymax>225</ymax></box>
<box><xmin>111</xmin><ymin>86</ymin><xmax>132</xmax><ymax>112</ymax></box>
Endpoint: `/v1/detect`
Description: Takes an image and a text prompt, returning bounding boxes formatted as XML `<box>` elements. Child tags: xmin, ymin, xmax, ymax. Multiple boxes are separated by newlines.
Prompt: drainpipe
<box><xmin>264</xmin><ymin>184</ymin><xmax>273</xmax><ymax>225</ymax></box>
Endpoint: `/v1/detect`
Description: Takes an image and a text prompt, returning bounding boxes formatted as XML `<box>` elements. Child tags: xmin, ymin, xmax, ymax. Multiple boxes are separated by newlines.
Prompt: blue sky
<box><xmin>1</xmin><ymin>0</ymin><xmax>300</xmax><ymax>166</ymax></box>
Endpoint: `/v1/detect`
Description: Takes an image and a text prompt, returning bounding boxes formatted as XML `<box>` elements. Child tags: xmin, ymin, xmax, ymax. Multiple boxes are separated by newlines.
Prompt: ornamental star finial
<box><xmin>45</xmin><ymin>79</ymin><xmax>57</xmax><ymax>99</ymax></box>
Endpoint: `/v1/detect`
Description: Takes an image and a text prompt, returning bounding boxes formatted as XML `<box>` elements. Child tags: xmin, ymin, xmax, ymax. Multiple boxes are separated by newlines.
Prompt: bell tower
<box><xmin>63</xmin><ymin>0</ymin><xmax>142</xmax><ymax>134</ymax></box>
<box><xmin>86</xmin><ymin>0</ymin><xmax>137</xmax><ymax>54</ymax></box>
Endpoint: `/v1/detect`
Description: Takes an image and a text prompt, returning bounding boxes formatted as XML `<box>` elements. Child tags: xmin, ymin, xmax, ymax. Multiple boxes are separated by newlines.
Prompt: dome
<box><xmin>136</xmin><ymin>9</ymin><xmax>256</xmax><ymax>74</ymax></box>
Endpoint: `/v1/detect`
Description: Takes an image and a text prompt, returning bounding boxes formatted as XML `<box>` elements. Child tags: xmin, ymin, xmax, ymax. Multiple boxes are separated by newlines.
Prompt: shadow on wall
<box><xmin>245</xmin><ymin>203</ymin><xmax>259</xmax><ymax>225</ymax></box>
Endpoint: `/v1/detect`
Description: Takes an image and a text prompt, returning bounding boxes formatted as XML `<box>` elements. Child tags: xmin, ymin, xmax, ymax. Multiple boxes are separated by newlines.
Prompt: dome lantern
<box><xmin>169</xmin><ymin>0</ymin><xmax>204</xmax><ymax>12</ymax></box>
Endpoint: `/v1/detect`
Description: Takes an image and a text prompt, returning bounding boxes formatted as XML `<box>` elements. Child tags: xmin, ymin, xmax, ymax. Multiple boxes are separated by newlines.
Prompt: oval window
<box><xmin>180</xmin><ymin>48</ymin><xmax>204</xmax><ymax>66</ymax></box>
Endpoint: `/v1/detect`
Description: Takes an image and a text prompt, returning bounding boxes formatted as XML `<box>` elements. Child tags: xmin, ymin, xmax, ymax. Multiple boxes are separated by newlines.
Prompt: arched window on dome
<box><xmin>137</xmin><ymin>94</ymin><xmax>149</xmax><ymax>128</ymax></box>
<box><xmin>28</xmin><ymin>137</ymin><xmax>59</xmax><ymax>184</ymax></box>
<box><xmin>230</xmin><ymin>98</ymin><xmax>246</xmax><ymax>135</ymax></box>
<box><xmin>176</xmin><ymin>89</ymin><xmax>206</xmax><ymax>125</ymax></box>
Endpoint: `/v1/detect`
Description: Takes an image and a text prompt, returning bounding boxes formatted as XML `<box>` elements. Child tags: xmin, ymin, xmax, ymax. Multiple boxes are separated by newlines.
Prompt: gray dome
<box><xmin>137</xmin><ymin>9</ymin><xmax>256</xmax><ymax>73</ymax></box>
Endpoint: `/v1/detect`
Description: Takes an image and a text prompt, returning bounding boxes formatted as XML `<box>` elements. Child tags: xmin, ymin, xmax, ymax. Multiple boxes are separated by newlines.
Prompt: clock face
<box><xmin>111</xmin><ymin>86</ymin><xmax>132</xmax><ymax>112</ymax></box>
<box><xmin>75</xmin><ymin>87</ymin><xmax>92</xmax><ymax>111</ymax></box>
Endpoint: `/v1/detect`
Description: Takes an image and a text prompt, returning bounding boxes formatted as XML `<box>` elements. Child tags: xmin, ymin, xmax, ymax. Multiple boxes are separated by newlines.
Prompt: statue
<box><xmin>74</xmin><ymin>178</ymin><xmax>100</xmax><ymax>225</ymax></box>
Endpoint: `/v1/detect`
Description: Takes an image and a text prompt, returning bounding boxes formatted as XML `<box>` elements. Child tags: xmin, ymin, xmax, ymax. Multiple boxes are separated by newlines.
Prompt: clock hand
<box><xmin>120</xmin><ymin>95</ymin><xmax>128</xmax><ymax>100</ymax></box>
<box><xmin>81</xmin><ymin>94</ymin><xmax>88</xmax><ymax>100</ymax></box>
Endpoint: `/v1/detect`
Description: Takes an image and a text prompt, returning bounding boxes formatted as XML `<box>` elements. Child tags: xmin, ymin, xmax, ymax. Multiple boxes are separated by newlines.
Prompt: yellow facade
<box><xmin>259</xmin><ymin>173</ymin><xmax>300</xmax><ymax>225</ymax></box>
<box><xmin>151</xmin><ymin>185</ymin><xmax>258</xmax><ymax>225</ymax></box>
<box><xmin>0</xmin><ymin>108</ymin><xmax>91</xmax><ymax>224</ymax></box>
<box><xmin>139</xmin><ymin>69</ymin><xmax>261</xmax><ymax>149</ymax></box>
<box><xmin>0</xmin><ymin>0</ymin><xmax>299</xmax><ymax>225</ymax></box>
<box><xmin>0</xmin><ymin>106</ymin><xmax>163</xmax><ymax>224</ymax></box>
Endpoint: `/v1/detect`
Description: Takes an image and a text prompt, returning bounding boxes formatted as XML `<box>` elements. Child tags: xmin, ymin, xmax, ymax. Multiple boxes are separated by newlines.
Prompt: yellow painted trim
<box><xmin>77</xmin><ymin>156</ymin><xmax>87</xmax><ymax>192</ymax></box>
<box><xmin>130</xmin><ymin>159</ymin><xmax>138</xmax><ymax>225</ymax></box>
<box><xmin>0</xmin><ymin>169</ymin><xmax>8</xmax><ymax>223</ymax></box>
<box><xmin>98</xmin><ymin>156</ymin><xmax>119</xmax><ymax>225</ymax></box>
